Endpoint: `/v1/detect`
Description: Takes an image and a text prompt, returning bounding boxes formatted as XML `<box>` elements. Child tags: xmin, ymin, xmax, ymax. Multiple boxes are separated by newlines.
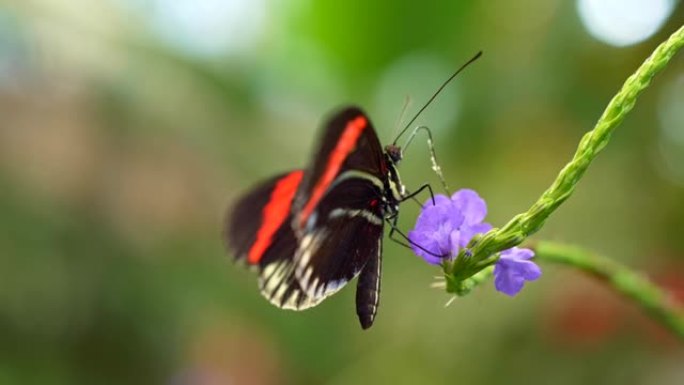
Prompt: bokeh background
<box><xmin>1</xmin><ymin>1</ymin><xmax>684</xmax><ymax>384</ymax></box>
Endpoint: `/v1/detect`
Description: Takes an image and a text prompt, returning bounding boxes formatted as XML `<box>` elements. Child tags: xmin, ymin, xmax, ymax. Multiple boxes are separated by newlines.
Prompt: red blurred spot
<box><xmin>543</xmin><ymin>261</ymin><xmax>684</xmax><ymax>351</ymax></box>
<box><xmin>543</xmin><ymin>273</ymin><xmax>624</xmax><ymax>348</ymax></box>
<box><xmin>637</xmin><ymin>262</ymin><xmax>684</xmax><ymax>349</ymax></box>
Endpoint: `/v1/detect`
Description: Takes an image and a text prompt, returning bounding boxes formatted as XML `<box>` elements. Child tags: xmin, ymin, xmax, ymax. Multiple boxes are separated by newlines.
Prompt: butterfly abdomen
<box><xmin>355</xmin><ymin>238</ymin><xmax>382</xmax><ymax>329</ymax></box>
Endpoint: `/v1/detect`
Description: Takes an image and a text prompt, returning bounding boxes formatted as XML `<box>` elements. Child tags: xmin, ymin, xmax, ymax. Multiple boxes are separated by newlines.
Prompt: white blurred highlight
<box><xmin>577</xmin><ymin>0</ymin><xmax>676</xmax><ymax>47</ymax></box>
<box><xmin>119</xmin><ymin>0</ymin><xmax>268</xmax><ymax>58</ymax></box>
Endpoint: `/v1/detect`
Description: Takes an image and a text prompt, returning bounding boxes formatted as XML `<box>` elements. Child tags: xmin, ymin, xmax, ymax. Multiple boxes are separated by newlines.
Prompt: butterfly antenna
<box><xmin>390</xmin><ymin>95</ymin><xmax>412</xmax><ymax>140</ymax></box>
<box><xmin>392</xmin><ymin>51</ymin><xmax>483</xmax><ymax>145</ymax></box>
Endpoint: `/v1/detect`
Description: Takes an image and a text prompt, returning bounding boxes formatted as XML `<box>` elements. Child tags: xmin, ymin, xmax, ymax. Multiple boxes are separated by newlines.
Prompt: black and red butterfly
<box><xmin>225</xmin><ymin>52</ymin><xmax>481</xmax><ymax>329</ymax></box>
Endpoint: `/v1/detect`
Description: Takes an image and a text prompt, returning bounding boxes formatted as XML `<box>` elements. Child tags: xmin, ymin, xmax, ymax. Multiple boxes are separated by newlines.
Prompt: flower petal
<box><xmin>494</xmin><ymin>263</ymin><xmax>525</xmax><ymax>296</ymax></box>
<box><xmin>518</xmin><ymin>259</ymin><xmax>542</xmax><ymax>280</ymax></box>
<box><xmin>410</xmin><ymin>193</ymin><xmax>466</xmax><ymax>264</ymax></box>
<box><xmin>408</xmin><ymin>230</ymin><xmax>442</xmax><ymax>264</ymax></box>
<box><xmin>500</xmin><ymin>247</ymin><xmax>535</xmax><ymax>261</ymax></box>
<box><xmin>449</xmin><ymin>229</ymin><xmax>462</xmax><ymax>256</ymax></box>
<box><xmin>415</xmin><ymin>195</ymin><xmax>463</xmax><ymax>231</ymax></box>
<box><xmin>451</xmin><ymin>189</ymin><xmax>488</xmax><ymax>225</ymax></box>
<box><xmin>457</xmin><ymin>222</ymin><xmax>493</xmax><ymax>248</ymax></box>
<box><xmin>422</xmin><ymin>194</ymin><xmax>451</xmax><ymax>208</ymax></box>
<box><xmin>493</xmin><ymin>247</ymin><xmax>541</xmax><ymax>296</ymax></box>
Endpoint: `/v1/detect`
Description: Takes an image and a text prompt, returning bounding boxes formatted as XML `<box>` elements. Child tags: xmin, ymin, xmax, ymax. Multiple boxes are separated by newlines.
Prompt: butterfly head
<box><xmin>384</xmin><ymin>144</ymin><xmax>403</xmax><ymax>165</ymax></box>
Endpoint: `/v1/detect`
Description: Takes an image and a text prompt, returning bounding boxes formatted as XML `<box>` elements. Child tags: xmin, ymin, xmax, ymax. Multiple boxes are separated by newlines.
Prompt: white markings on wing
<box><xmin>262</xmin><ymin>259</ymin><xmax>289</xmax><ymax>294</ymax></box>
<box><xmin>368</xmin><ymin>237</ymin><xmax>382</xmax><ymax>321</ymax></box>
<box><xmin>258</xmin><ymin>259</ymin><xmax>324</xmax><ymax>311</ymax></box>
<box><xmin>330</xmin><ymin>170</ymin><xmax>384</xmax><ymax>191</ymax></box>
<box><xmin>293</xmin><ymin>228</ymin><xmax>354</xmax><ymax>300</ymax></box>
<box><xmin>328</xmin><ymin>208</ymin><xmax>382</xmax><ymax>225</ymax></box>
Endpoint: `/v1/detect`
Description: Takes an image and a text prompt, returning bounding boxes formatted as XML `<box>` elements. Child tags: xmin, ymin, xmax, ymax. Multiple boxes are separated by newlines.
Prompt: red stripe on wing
<box><xmin>298</xmin><ymin>115</ymin><xmax>367</xmax><ymax>227</ymax></box>
<box><xmin>248</xmin><ymin>170</ymin><xmax>304</xmax><ymax>264</ymax></box>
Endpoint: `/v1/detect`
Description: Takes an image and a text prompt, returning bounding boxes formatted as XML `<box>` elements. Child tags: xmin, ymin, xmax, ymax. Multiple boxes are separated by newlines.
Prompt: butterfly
<box><xmin>224</xmin><ymin>52</ymin><xmax>481</xmax><ymax>329</ymax></box>
<box><xmin>226</xmin><ymin>106</ymin><xmax>406</xmax><ymax>329</ymax></box>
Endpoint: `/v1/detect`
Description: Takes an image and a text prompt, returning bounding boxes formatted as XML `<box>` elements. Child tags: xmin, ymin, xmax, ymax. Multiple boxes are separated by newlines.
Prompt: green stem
<box><xmin>534</xmin><ymin>241</ymin><xmax>684</xmax><ymax>339</ymax></box>
<box><xmin>445</xmin><ymin>25</ymin><xmax>684</xmax><ymax>280</ymax></box>
<box><xmin>448</xmin><ymin>266</ymin><xmax>495</xmax><ymax>296</ymax></box>
<box><xmin>445</xmin><ymin>241</ymin><xmax>684</xmax><ymax>339</ymax></box>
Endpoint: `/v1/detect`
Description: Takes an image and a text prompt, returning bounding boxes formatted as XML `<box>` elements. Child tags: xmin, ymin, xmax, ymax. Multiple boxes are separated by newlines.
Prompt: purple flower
<box><xmin>408</xmin><ymin>189</ymin><xmax>492</xmax><ymax>264</ymax></box>
<box><xmin>407</xmin><ymin>194</ymin><xmax>462</xmax><ymax>264</ymax></box>
<box><xmin>450</xmin><ymin>189</ymin><xmax>493</xmax><ymax>248</ymax></box>
<box><xmin>408</xmin><ymin>188</ymin><xmax>541</xmax><ymax>296</ymax></box>
<box><xmin>493</xmin><ymin>247</ymin><xmax>541</xmax><ymax>296</ymax></box>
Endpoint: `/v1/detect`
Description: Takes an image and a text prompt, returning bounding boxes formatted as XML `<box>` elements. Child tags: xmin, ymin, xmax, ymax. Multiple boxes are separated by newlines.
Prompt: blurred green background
<box><xmin>1</xmin><ymin>1</ymin><xmax>684</xmax><ymax>384</ymax></box>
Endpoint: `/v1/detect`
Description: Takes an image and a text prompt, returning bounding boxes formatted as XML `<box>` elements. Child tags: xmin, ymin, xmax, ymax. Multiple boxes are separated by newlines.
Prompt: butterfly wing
<box><xmin>293</xmin><ymin>176</ymin><xmax>385</xmax><ymax>328</ymax></box>
<box><xmin>225</xmin><ymin>170</ymin><xmax>322</xmax><ymax>310</ymax></box>
<box><xmin>293</xmin><ymin>176</ymin><xmax>384</xmax><ymax>296</ymax></box>
<box><xmin>293</xmin><ymin>106</ymin><xmax>387</xmax><ymax>232</ymax></box>
<box><xmin>290</xmin><ymin>106</ymin><xmax>389</xmax><ymax>328</ymax></box>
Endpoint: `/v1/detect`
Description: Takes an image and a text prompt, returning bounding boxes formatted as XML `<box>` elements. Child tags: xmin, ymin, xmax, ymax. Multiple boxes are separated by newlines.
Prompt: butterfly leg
<box><xmin>385</xmin><ymin>212</ymin><xmax>409</xmax><ymax>248</ymax></box>
<box><xmin>401</xmin><ymin>125</ymin><xmax>450</xmax><ymax>194</ymax></box>
<box><xmin>401</xmin><ymin>183</ymin><xmax>435</xmax><ymax>206</ymax></box>
<box><xmin>385</xmin><ymin>214</ymin><xmax>444</xmax><ymax>258</ymax></box>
